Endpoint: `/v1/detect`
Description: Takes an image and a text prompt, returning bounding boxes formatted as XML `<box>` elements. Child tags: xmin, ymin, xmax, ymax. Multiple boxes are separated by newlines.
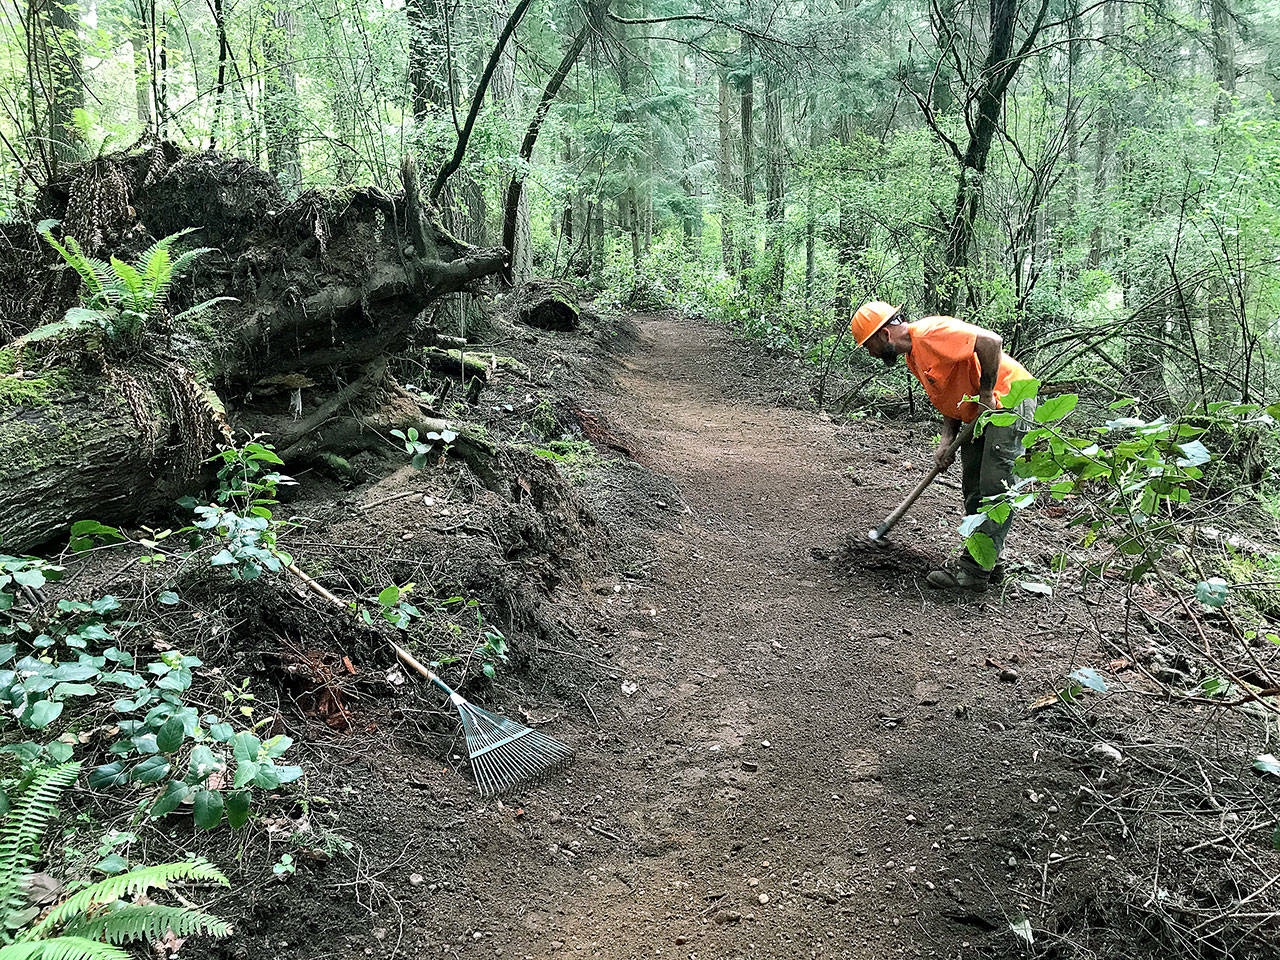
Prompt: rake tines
<box><xmin>458</xmin><ymin>700</ymin><xmax>574</xmax><ymax>797</ymax></box>
<box><xmin>389</xmin><ymin>641</ymin><xmax>574</xmax><ymax>796</ymax></box>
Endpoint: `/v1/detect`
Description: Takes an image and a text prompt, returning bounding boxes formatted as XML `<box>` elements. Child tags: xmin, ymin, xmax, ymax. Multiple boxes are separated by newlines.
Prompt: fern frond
<box><xmin>0</xmin><ymin>936</ymin><xmax>130</xmax><ymax>960</ymax></box>
<box><xmin>0</xmin><ymin>764</ymin><xmax>80</xmax><ymax>921</ymax></box>
<box><xmin>108</xmin><ymin>258</ymin><xmax>145</xmax><ymax>311</ymax></box>
<box><xmin>25</xmin><ymin>861</ymin><xmax>228</xmax><ymax>940</ymax></box>
<box><xmin>38</xmin><ymin>232</ymin><xmax>108</xmax><ymax>307</ymax></box>
<box><xmin>10</xmin><ymin>310</ymin><xmax>106</xmax><ymax>347</ymax></box>
<box><xmin>60</xmin><ymin>904</ymin><xmax>230</xmax><ymax>945</ymax></box>
<box><xmin>168</xmin><ymin>246</ymin><xmax>215</xmax><ymax>280</ymax></box>
<box><xmin>173</xmin><ymin>297</ymin><xmax>237</xmax><ymax>325</ymax></box>
<box><xmin>142</xmin><ymin>243</ymin><xmax>171</xmax><ymax>288</ymax></box>
<box><xmin>134</xmin><ymin>228</ymin><xmax>199</xmax><ymax>274</ymax></box>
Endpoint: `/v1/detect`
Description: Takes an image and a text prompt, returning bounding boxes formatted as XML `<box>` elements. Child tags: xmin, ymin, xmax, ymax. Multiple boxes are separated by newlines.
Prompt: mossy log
<box><xmin>0</xmin><ymin>142</ymin><xmax>510</xmax><ymax>553</ymax></box>
<box><xmin>513</xmin><ymin>280</ymin><xmax>580</xmax><ymax>331</ymax></box>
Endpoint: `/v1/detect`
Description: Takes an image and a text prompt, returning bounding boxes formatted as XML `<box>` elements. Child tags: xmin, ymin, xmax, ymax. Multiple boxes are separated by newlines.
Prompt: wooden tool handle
<box><xmin>870</xmin><ymin>419</ymin><xmax>977</xmax><ymax>541</ymax></box>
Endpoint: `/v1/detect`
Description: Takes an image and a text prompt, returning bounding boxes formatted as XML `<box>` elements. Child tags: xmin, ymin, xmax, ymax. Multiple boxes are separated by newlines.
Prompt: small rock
<box><xmin>999</xmin><ymin>668</ymin><xmax>1019</xmax><ymax>683</ymax></box>
<box><xmin>748</xmin><ymin>878</ymin><xmax>759</xmax><ymax>887</ymax></box>
<box><xmin>758</xmin><ymin>894</ymin><xmax>769</xmax><ymax>905</ymax></box>
<box><xmin>1090</xmin><ymin>742</ymin><xmax>1124</xmax><ymax>765</ymax></box>
<box><xmin>740</xmin><ymin>759</ymin><xmax>759</xmax><ymax>773</ymax></box>
<box><xmin>713</xmin><ymin>909</ymin><xmax>741</xmax><ymax>924</ymax></box>
<box><xmin>409</xmin><ymin>873</ymin><xmax>426</xmax><ymax>886</ymax></box>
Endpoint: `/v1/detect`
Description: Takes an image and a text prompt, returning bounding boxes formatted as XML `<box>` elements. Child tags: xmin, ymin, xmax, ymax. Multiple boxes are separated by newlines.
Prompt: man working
<box><xmin>851</xmin><ymin>301</ymin><xmax>1035</xmax><ymax>590</ymax></box>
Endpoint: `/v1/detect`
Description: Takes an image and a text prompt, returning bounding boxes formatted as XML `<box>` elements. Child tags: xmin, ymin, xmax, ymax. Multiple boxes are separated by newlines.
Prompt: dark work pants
<box><xmin>957</xmin><ymin>398</ymin><xmax>1035</xmax><ymax>572</ymax></box>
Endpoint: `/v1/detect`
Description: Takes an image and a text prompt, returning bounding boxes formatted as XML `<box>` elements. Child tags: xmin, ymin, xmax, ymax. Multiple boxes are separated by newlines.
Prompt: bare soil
<box><xmin>199</xmin><ymin>312</ymin><xmax>1271</xmax><ymax>960</ymax></box>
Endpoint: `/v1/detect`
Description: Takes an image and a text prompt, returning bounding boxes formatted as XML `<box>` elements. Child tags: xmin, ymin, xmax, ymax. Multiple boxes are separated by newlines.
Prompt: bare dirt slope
<box><xmin>240</xmin><ymin>312</ymin><xmax>1112</xmax><ymax>960</ymax></box>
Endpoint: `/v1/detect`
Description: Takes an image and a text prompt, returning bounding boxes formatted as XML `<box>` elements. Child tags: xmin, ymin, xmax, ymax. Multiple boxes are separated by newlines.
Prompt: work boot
<box><xmin>926</xmin><ymin>560</ymin><xmax>990</xmax><ymax>591</ymax></box>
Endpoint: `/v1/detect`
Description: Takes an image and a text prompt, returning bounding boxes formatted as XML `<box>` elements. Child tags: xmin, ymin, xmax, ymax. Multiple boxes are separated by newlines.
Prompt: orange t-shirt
<box><xmin>904</xmin><ymin>316</ymin><xmax>1031</xmax><ymax>422</ymax></box>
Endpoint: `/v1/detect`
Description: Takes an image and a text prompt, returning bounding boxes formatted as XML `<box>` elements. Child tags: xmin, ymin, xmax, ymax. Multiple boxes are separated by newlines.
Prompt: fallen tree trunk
<box><xmin>0</xmin><ymin>141</ymin><xmax>510</xmax><ymax>553</ymax></box>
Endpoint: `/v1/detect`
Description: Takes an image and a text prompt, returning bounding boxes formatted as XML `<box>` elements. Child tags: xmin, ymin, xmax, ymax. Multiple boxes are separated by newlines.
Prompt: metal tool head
<box><xmin>458</xmin><ymin>700</ymin><xmax>574</xmax><ymax>797</ymax></box>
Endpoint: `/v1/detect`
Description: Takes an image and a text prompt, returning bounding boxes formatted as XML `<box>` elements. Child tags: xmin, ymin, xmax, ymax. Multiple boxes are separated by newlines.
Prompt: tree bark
<box><xmin>763</xmin><ymin>65</ymin><xmax>785</xmax><ymax>310</ymax></box>
<box><xmin>28</xmin><ymin>0</ymin><xmax>84</xmax><ymax>174</ymax></box>
<box><xmin>208</xmin><ymin>0</ymin><xmax>229</xmax><ymax>150</ymax></box>
<box><xmin>263</xmin><ymin>3</ymin><xmax>302</xmax><ymax>191</ymax></box>
<box><xmin>130</xmin><ymin>1</ymin><xmax>152</xmax><ymax>128</ymax></box>
<box><xmin>738</xmin><ymin>22</ymin><xmax>755</xmax><ymax>281</ymax></box>
<box><xmin>1209</xmin><ymin>0</ymin><xmax>1235</xmax><ymax>119</ymax></box>
<box><xmin>928</xmin><ymin>0</ymin><xmax>1051</xmax><ymax>313</ymax></box>
<box><xmin>717</xmin><ymin>71</ymin><xmax>736</xmax><ymax>275</ymax></box>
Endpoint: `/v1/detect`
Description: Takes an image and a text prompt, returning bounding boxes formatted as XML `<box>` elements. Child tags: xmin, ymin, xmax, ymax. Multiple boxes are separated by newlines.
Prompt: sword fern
<box><xmin>0</xmin><ymin>763</ymin><xmax>232</xmax><ymax>959</ymax></box>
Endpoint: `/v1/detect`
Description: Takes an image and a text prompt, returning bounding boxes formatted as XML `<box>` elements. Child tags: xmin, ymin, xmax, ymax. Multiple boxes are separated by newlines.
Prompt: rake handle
<box><xmin>388</xmin><ymin>639</ymin><xmax>457</xmax><ymax>699</ymax></box>
<box><xmin>282</xmin><ymin>557</ymin><xmax>457</xmax><ymax>701</ymax></box>
<box><xmin>870</xmin><ymin>418</ymin><xmax>977</xmax><ymax>542</ymax></box>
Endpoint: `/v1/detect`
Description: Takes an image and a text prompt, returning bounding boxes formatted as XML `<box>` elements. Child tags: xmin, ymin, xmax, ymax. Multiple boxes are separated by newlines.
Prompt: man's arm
<box><xmin>935</xmin><ymin>416</ymin><xmax>962</xmax><ymax>472</ymax></box>
<box><xmin>974</xmin><ymin>330</ymin><xmax>1003</xmax><ymax>408</ymax></box>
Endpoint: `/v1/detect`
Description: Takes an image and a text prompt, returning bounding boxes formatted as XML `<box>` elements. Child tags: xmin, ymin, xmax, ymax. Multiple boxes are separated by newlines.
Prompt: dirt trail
<box><xmin>450</xmin><ymin>313</ymin><xmax>1068</xmax><ymax>960</ymax></box>
<box><xmin>254</xmin><ymin>312</ymin><xmax>1088</xmax><ymax>960</ymax></box>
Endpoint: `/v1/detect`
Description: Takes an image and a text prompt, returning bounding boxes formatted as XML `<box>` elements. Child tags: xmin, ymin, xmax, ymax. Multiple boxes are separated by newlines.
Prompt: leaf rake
<box><xmin>389</xmin><ymin>641</ymin><xmax>573</xmax><ymax>797</ymax></box>
<box><xmin>282</xmin><ymin>560</ymin><xmax>574</xmax><ymax>796</ymax></box>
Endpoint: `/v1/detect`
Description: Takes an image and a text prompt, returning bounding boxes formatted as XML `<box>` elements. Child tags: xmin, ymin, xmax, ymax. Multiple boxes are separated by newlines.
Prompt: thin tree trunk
<box><xmin>500</xmin><ymin>22</ymin><xmax>592</xmax><ymax>285</ymax></box>
<box><xmin>1089</xmin><ymin>0</ymin><xmax>1115</xmax><ymax>268</ymax></box>
<box><xmin>29</xmin><ymin>0</ymin><xmax>85</xmax><ymax>171</ymax></box>
<box><xmin>263</xmin><ymin>4</ymin><xmax>302</xmax><ymax>190</ymax></box>
<box><xmin>804</xmin><ymin>95</ymin><xmax>818</xmax><ymax>310</ymax></box>
<box><xmin>739</xmin><ymin>27</ymin><xmax>755</xmax><ymax>281</ymax></box>
<box><xmin>763</xmin><ymin>65</ymin><xmax>785</xmax><ymax>310</ymax></box>
<box><xmin>717</xmin><ymin>71</ymin><xmax>736</xmax><ymax>275</ymax></box>
<box><xmin>1209</xmin><ymin>0</ymin><xmax>1235</xmax><ymax>119</ymax></box>
<box><xmin>209</xmin><ymin>0</ymin><xmax>228</xmax><ymax>149</ymax></box>
<box><xmin>131</xmin><ymin>2</ymin><xmax>152</xmax><ymax>127</ymax></box>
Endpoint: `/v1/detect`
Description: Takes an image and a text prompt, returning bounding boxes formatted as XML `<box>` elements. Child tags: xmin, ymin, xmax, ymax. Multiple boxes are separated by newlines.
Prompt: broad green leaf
<box><xmin>1002</xmin><ymin>378</ymin><xmax>1040</xmax><ymax>408</ymax></box>
<box><xmin>232</xmin><ymin>732</ymin><xmax>261</xmax><ymax>765</ymax></box>
<box><xmin>378</xmin><ymin>586</ymin><xmax>401</xmax><ymax>607</ymax></box>
<box><xmin>253</xmin><ymin>765</ymin><xmax>282</xmax><ymax>790</ymax></box>
<box><xmin>27</xmin><ymin>699</ymin><xmax>64</xmax><ymax>729</ymax></box>
<box><xmin>964</xmin><ymin>533</ymin><xmax>997</xmax><ymax>570</ymax></box>
<box><xmin>958</xmin><ymin>513</ymin><xmax>987</xmax><ymax>537</ymax></box>
<box><xmin>1034</xmin><ymin>394</ymin><xmax>1079</xmax><ymax>423</ymax></box>
<box><xmin>156</xmin><ymin>715</ymin><xmax>186</xmax><ymax>753</ymax></box>
<box><xmin>149</xmin><ymin>780</ymin><xmax>189</xmax><ymax>817</ymax></box>
<box><xmin>226</xmin><ymin>790</ymin><xmax>251</xmax><ymax>828</ymax></box>
<box><xmin>1195</xmin><ymin>578</ymin><xmax>1229</xmax><ymax>608</ymax></box>
<box><xmin>13</xmin><ymin>568</ymin><xmax>46</xmax><ymax>589</ymax></box>
<box><xmin>89</xmin><ymin>761</ymin><xmax>129</xmax><ymax>789</ymax></box>
<box><xmin>159</xmin><ymin>590</ymin><xmax>180</xmax><ymax>605</ymax></box>
<box><xmin>194</xmin><ymin>789</ymin><xmax>224</xmax><ymax>830</ymax></box>
<box><xmin>132</xmin><ymin>755</ymin><xmax>171</xmax><ymax>784</ymax></box>
<box><xmin>187</xmin><ymin>744</ymin><xmax>223</xmax><ymax>783</ymax></box>
<box><xmin>1175</xmin><ymin>439</ymin><xmax>1211</xmax><ymax>467</ymax></box>
<box><xmin>233</xmin><ymin>760</ymin><xmax>260</xmax><ymax>789</ymax></box>
<box><xmin>94</xmin><ymin>853</ymin><xmax>129</xmax><ymax>874</ymax></box>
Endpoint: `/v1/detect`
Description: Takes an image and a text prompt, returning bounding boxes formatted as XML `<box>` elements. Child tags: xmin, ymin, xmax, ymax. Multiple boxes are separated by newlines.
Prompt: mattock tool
<box><xmin>867</xmin><ymin>419</ymin><xmax>977</xmax><ymax>545</ymax></box>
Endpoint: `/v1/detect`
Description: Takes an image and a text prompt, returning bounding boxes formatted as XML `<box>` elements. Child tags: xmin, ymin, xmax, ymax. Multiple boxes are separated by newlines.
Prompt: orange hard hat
<box><xmin>852</xmin><ymin>301</ymin><xmax>902</xmax><ymax>346</ymax></box>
